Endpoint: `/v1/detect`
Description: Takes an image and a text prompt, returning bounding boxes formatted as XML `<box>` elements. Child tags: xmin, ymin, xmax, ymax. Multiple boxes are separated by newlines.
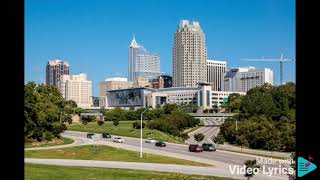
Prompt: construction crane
<box><xmin>241</xmin><ymin>53</ymin><xmax>295</xmax><ymax>85</ymax></box>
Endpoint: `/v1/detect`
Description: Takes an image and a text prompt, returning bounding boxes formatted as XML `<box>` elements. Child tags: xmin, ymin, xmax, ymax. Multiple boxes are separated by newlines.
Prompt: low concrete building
<box><xmin>105</xmin><ymin>83</ymin><xmax>245</xmax><ymax>109</ymax></box>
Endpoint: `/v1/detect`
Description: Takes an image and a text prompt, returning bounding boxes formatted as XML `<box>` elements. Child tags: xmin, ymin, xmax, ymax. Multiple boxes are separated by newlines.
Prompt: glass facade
<box><xmin>107</xmin><ymin>88</ymin><xmax>144</xmax><ymax>107</ymax></box>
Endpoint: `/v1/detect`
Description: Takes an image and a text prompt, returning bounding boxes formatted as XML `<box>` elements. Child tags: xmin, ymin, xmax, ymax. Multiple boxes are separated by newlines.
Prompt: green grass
<box><xmin>25</xmin><ymin>145</ymin><xmax>210</xmax><ymax>167</ymax></box>
<box><xmin>219</xmin><ymin>143</ymin><xmax>290</xmax><ymax>159</ymax></box>
<box><xmin>25</xmin><ymin>163</ymin><xmax>234</xmax><ymax>180</ymax></box>
<box><xmin>68</xmin><ymin>121</ymin><xmax>184</xmax><ymax>144</ymax></box>
<box><xmin>183</xmin><ymin>125</ymin><xmax>202</xmax><ymax>134</ymax></box>
<box><xmin>25</xmin><ymin>137</ymin><xmax>74</xmax><ymax>148</ymax></box>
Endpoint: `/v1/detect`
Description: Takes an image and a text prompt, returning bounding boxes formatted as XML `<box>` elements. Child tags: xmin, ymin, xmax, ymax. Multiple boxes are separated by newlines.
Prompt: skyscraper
<box><xmin>128</xmin><ymin>36</ymin><xmax>160</xmax><ymax>82</ymax></box>
<box><xmin>46</xmin><ymin>60</ymin><xmax>70</xmax><ymax>89</ymax></box>
<box><xmin>60</xmin><ymin>73</ymin><xmax>92</xmax><ymax>108</ymax></box>
<box><xmin>173</xmin><ymin>20</ymin><xmax>207</xmax><ymax>87</ymax></box>
<box><xmin>207</xmin><ymin>60</ymin><xmax>226</xmax><ymax>91</ymax></box>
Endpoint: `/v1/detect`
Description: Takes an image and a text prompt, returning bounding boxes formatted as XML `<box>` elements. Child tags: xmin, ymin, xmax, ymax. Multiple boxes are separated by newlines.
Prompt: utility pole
<box><xmin>140</xmin><ymin>108</ymin><xmax>148</xmax><ymax>158</ymax></box>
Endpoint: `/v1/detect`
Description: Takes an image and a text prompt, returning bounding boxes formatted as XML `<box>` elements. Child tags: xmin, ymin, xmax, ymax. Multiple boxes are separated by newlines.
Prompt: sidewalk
<box><xmin>217</xmin><ymin>143</ymin><xmax>291</xmax><ymax>159</ymax></box>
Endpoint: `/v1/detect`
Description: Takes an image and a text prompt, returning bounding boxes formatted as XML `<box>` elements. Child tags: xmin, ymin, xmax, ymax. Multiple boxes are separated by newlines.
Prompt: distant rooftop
<box><xmin>48</xmin><ymin>59</ymin><xmax>69</xmax><ymax>66</ymax></box>
<box><xmin>105</xmin><ymin>77</ymin><xmax>128</xmax><ymax>82</ymax></box>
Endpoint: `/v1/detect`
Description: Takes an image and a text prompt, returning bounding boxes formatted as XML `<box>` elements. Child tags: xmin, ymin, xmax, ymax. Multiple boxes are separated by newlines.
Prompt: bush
<box><xmin>179</xmin><ymin>133</ymin><xmax>190</xmax><ymax>141</ymax></box>
<box><xmin>194</xmin><ymin>133</ymin><xmax>205</xmax><ymax>143</ymax></box>
<box><xmin>203</xmin><ymin>109</ymin><xmax>209</xmax><ymax>113</ymax></box>
<box><xmin>209</xmin><ymin>109</ymin><xmax>214</xmax><ymax>113</ymax></box>
<box><xmin>147</xmin><ymin>111</ymin><xmax>198</xmax><ymax>136</ymax></box>
<box><xmin>132</xmin><ymin>121</ymin><xmax>145</xmax><ymax>129</ymax></box>
<box><xmin>42</xmin><ymin>131</ymin><xmax>54</xmax><ymax>141</ymax></box>
<box><xmin>113</xmin><ymin>119</ymin><xmax>119</xmax><ymax>126</ymax></box>
<box><xmin>97</xmin><ymin>120</ymin><xmax>104</xmax><ymax>126</ymax></box>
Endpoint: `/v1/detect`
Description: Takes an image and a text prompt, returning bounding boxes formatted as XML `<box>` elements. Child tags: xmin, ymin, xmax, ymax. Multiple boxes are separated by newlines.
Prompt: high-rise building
<box><xmin>173</xmin><ymin>20</ymin><xmax>207</xmax><ymax>87</ymax></box>
<box><xmin>60</xmin><ymin>73</ymin><xmax>92</xmax><ymax>108</ymax></box>
<box><xmin>46</xmin><ymin>60</ymin><xmax>70</xmax><ymax>89</ymax></box>
<box><xmin>128</xmin><ymin>36</ymin><xmax>160</xmax><ymax>82</ymax></box>
<box><xmin>151</xmin><ymin>75</ymin><xmax>173</xmax><ymax>89</ymax></box>
<box><xmin>207</xmin><ymin>60</ymin><xmax>226</xmax><ymax>91</ymax></box>
<box><xmin>222</xmin><ymin>67</ymin><xmax>273</xmax><ymax>92</ymax></box>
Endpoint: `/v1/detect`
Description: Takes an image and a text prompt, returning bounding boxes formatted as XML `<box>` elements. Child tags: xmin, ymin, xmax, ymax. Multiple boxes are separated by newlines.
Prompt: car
<box><xmin>189</xmin><ymin>144</ymin><xmax>203</xmax><ymax>152</ymax></box>
<box><xmin>113</xmin><ymin>137</ymin><xmax>124</xmax><ymax>143</ymax></box>
<box><xmin>145</xmin><ymin>138</ymin><xmax>157</xmax><ymax>143</ymax></box>
<box><xmin>202</xmin><ymin>143</ymin><xmax>216</xmax><ymax>151</ymax></box>
<box><xmin>87</xmin><ymin>133</ymin><xmax>95</xmax><ymax>139</ymax></box>
<box><xmin>155</xmin><ymin>141</ymin><xmax>166</xmax><ymax>147</ymax></box>
<box><xmin>102</xmin><ymin>133</ymin><xmax>112</xmax><ymax>138</ymax></box>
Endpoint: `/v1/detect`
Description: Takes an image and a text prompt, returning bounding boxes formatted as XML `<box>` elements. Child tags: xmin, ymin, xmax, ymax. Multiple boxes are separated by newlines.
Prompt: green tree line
<box><xmin>217</xmin><ymin>83</ymin><xmax>296</xmax><ymax>152</ymax></box>
<box><xmin>24</xmin><ymin>82</ymin><xmax>77</xmax><ymax>142</ymax></box>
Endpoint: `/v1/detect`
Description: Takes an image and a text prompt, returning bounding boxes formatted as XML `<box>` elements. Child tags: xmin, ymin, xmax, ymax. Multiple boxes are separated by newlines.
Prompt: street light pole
<box><xmin>140</xmin><ymin>108</ymin><xmax>148</xmax><ymax>158</ymax></box>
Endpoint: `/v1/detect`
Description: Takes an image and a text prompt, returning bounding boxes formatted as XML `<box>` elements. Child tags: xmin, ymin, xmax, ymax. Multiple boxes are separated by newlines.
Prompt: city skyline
<box><xmin>25</xmin><ymin>0</ymin><xmax>295</xmax><ymax>96</ymax></box>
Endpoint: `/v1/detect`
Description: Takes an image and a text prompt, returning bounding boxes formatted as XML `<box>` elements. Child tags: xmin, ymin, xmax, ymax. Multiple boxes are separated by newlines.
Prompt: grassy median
<box><xmin>67</xmin><ymin>121</ymin><xmax>183</xmax><ymax>143</ymax></box>
<box><xmin>25</xmin><ymin>137</ymin><xmax>74</xmax><ymax>148</ymax></box>
<box><xmin>25</xmin><ymin>145</ymin><xmax>210</xmax><ymax>167</ymax></box>
<box><xmin>25</xmin><ymin>163</ymin><xmax>233</xmax><ymax>180</ymax></box>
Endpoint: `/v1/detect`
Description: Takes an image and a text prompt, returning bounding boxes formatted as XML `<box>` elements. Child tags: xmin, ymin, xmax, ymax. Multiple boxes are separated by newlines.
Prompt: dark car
<box><xmin>87</xmin><ymin>133</ymin><xmax>95</xmax><ymax>139</ymax></box>
<box><xmin>202</xmin><ymin>143</ymin><xmax>216</xmax><ymax>151</ymax></box>
<box><xmin>102</xmin><ymin>133</ymin><xmax>111</xmax><ymax>138</ymax></box>
<box><xmin>155</xmin><ymin>141</ymin><xmax>166</xmax><ymax>147</ymax></box>
<box><xmin>189</xmin><ymin>144</ymin><xmax>203</xmax><ymax>152</ymax></box>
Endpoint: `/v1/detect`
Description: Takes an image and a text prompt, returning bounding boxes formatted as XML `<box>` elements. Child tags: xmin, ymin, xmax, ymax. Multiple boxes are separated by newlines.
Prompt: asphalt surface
<box><xmin>186</xmin><ymin>119</ymin><xmax>221</xmax><ymax>144</ymax></box>
<box><xmin>25</xmin><ymin>158</ymin><xmax>288</xmax><ymax>180</ymax></box>
<box><xmin>62</xmin><ymin>131</ymin><xmax>290</xmax><ymax>170</ymax></box>
<box><xmin>25</xmin><ymin>130</ymin><xmax>291</xmax><ymax>179</ymax></box>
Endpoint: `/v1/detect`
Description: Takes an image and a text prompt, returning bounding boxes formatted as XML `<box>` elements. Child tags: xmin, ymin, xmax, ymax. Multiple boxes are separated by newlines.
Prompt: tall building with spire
<box><xmin>128</xmin><ymin>36</ymin><xmax>160</xmax><ymax>82</ymax></box>
<box><xmin>173</xmin><ymin>20</ymin><xmax>207</xmax><ymax>87</ymax></box>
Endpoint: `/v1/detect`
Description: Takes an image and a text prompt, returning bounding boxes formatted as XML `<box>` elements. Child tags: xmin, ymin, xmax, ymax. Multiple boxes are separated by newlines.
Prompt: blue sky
<box><xmin>25</xmin><ymin>0</ymin><xmax>296</xmax><ymax>96</ymax></box>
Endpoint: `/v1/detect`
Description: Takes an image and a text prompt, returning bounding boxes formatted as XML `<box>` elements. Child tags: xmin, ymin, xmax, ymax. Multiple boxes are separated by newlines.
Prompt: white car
<box><xmin>113</xmin><ymin>137</ymin><xmax>124</xmax><ymax>143</ymax></box>
<box><xmin>145</xmin><ymin>138</ymin><xmax>157</xmax><ymax>143</ymax></box>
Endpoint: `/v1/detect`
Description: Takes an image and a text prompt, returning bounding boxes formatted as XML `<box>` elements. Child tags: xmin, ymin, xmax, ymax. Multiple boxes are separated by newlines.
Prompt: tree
<box><xmin>132</xmin><ymin>121</ymin><xmax>145</xmax><ymax>129</ymax></box>
<box><xmin>163</xmin><ymin>103</ymin><xmax>178</xmax><ymax>114</ymax></box>
<box><xmin>244</xmin><ymin>159</ymin><xmax>260</xmax><ymax>180</ymax></box>
<box><xmin>97</xmin><ymin>120</ymin><xmax>104</xmax><ymax>126</ymax></box>
<box><xmin>194</xmin><ymin>133</ymin><xmax>205</xmax><ymax>143</ymax></box>
<box><xmin>24</xmin><ymin>82</ymin><xmax>68</xmax><ymax>142</ymax></box>
<box><xmin>113</xmin><ymin>119</ymin><xmax>119</xmax><ymax>126</ymax></box>
<box><xmin>213</xmin><ymin>133</ymin><xmax>225</xmax><ymax>148</ymax></box>
<box><xmin>179</xmin><ymin>133</ymin><xmax>190</xmax><ymax>141</ymax></box>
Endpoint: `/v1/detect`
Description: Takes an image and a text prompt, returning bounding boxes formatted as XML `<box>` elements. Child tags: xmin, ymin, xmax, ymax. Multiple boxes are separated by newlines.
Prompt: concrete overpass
<box><xmin>188</xmin><ymin>113</ymin><xmax>236</xmax><ymax>123</ymax></box>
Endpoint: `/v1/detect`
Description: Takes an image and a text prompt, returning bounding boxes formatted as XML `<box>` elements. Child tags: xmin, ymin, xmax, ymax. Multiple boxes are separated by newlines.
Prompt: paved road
<box><xmin>25</xmin><ymin>131</ymin><xmax>291</xmax><ymax>179</ymax></box>
<box><xmin>62</xmin><ymin>131</ymin><xmax>291</xmax><ymax>174</ymax></box>
<box><xmin>25</xmin><ymin>158</ymin><xmax>288</xmax><ymax>180</ymax></box>
<box><xmin>186</xmin><ymin>119</ymin><xmax>221</xmax><ymax>144</ymax></box>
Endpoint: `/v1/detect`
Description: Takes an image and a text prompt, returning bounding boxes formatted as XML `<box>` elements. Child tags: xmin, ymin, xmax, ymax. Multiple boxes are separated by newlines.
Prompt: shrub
<box><xmin>113</xmin><ymin>119</ymin><xmax>119</xmax><ymax>126</ymax></box>
<box><xmin>132</xmin><ymin>121</ymin><xmax>145</xmax><ymax>129</ymax></box>
<box><xmin>194</xmin><ymin>133</ymin><xmax>205</xmax><ymax>143</ymax></box>
<box><xmin>97</xmin><ymin>120</ymin><xmax>104</xmax><ymax>126</ymax></box>
<box><xmin>179</xmin><ymin>133</ymin><xmax>190</xmax><ymax>141</ymax></box>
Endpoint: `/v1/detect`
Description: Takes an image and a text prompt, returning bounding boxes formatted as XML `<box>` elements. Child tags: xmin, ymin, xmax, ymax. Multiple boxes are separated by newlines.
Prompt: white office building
<box><xmin>207</xmin><ymin>60</ymin><xmax>226</xmax><ymax>91</ymax></box>
<box><xmin>60</xmin><ymin>73</ymin><xmax>92</xmax><ymax>108</ymax></box>
<box><xmin>105</xmin><ymin>83</ymin><xmax>245</xmax><ymax>109</ymax></box>
<box><xmin>128</xmin><ymin>36</ymin><xmax>160</xmax><ymax>81</ymax></box>
<box><xmin>173</xmin><ymin>20</ymin><xmax>207</xmax><ymax>87</ymax></box>
<box><xmin>222</xmin><ymin>67</ymin><xmax>273</xmax><ymax>92</ymax></box>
